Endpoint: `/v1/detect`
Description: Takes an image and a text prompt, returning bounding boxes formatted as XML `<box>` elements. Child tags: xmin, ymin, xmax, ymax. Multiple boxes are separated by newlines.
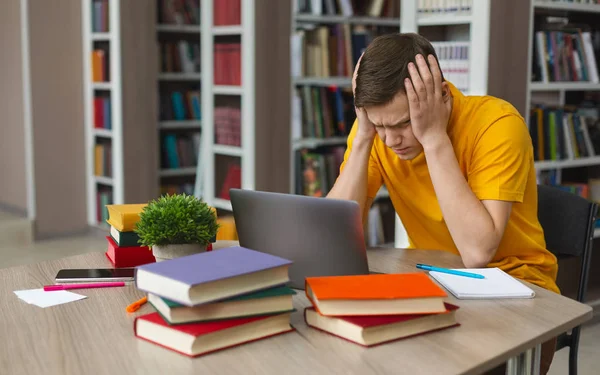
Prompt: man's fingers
<box><xmin>428</xmin><ymin>54</ymin><xmax>443</xmax><ymax>96</ymax></box>
<box><xmin>407</xmin><ymin>62</ymin><xmax>426</xmax><ymax>101</ymax></box>
<box><xmin>352</xmin><ymin>52</ymin><xmax>365</xmax><ymax>95</ymax></box>
<box><xmin>415</xmin><ymin>54</ymin><xmax>434</xmax><ymax>96</ymax></box>
<box><xmin>404</xmin><ymin>78</ymin><xmax>419</xmax><ymax>110</ymax></box>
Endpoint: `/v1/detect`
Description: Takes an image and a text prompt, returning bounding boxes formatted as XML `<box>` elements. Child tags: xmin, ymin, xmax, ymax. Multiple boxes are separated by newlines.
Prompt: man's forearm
<box><xmin>423</xmin><ymin>135</ymin><xmax>499</xmax><ymax>267</ymax></box>
<box><xmin>327</xmin><ymin>135</ymin><xmax>374</xmax><ymax>216</ymax></box>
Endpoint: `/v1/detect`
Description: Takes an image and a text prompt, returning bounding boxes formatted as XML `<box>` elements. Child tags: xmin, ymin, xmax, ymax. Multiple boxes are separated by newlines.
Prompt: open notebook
<box><xmin>428</xmin><ymin>268</ymin><xmax>536</xmax><ymax>299</ymax></box>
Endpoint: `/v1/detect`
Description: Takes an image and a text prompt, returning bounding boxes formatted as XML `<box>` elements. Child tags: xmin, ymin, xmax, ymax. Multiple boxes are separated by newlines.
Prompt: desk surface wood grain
<box><xmin>0</xmin><ymin>248</ymin><xmax>592</xmax><ymax>375</ymax></box>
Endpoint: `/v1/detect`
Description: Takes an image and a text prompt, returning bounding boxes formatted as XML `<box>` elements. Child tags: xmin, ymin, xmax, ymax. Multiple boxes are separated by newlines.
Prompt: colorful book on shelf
<box><xmin>135</xmin><ymin>246</ymin><xmax>292</xmax><ymax>306</ymax></box>
<box><xmin>148</xmin><ymin>286</ymin><xmax>296</xmax><ymax>325</ymax></box>
<box><xmin>304</xmin><ymin>303</ymin><xmax>460</xmax><ymax>347</ymax></box>
<box><xmin>134</xmin><ymin>311</ymin><xmax>294</xmax><ymax>357</ymax></box>
<box><xmin>91</xmin><ymin>49</ymin><xmax>107</xmax><ymax>82</ymax></box>
<box><xmin>97</xmin><ymin>189</ymin><xmax>112</xmax><ymax>223</ymax></box>
<box><xmin>213</xmin><ymin>0</ymin><xmax>241</xmax><ymax>26</ymax></box>
<box><xmin>93</xmin><ymin>97</ymin><xmax>111</xmax><ymax>129</ymax></box>
<box><xmin>171</xmin><ymin>92</ymin><xmax>187</xmax><ymax>121</ymax></box>
<box><xmin>105</xmin><ymin>236</ymin><xmax>155</xmax><ymax>268</ymax></box>
<box><xmin>305</xmin><ymin>273</ymin><xmax>448</xmax><ymax>316</ymax></box>
<box><xmin>163</xmin><ymin>134</ymin><xmax>180</xmax><ymax>169</ymax></box>
<box><xmin>109</xmin><ymin>225</ymin><xmax>141</xmax><ymax>247</ymax></box>
<box><xmin>92</xmin><ymin>0</ymin><xmax>109</xmax><ymax>33</ymax></box>
<box><xmin>105</xmin><ymin>203</ymin><xmax>146</xmax><ymax>232</ymax></box>
<box><xmin>94</xmin><ymin>144</ymin><xmax>104</xmax><ymax>176</ymax></box>
<box><xmin>218</xmin><ymin>164</ymin><xmax>241</xmax><ymax>200</ymax></box>
<box><xmin>533</xmin><ymin>28</ymin><xmax>599</xmax><ymax>84</ymax></box>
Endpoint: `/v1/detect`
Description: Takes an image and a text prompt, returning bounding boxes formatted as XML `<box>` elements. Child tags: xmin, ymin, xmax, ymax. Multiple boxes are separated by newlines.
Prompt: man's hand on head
<box><xmin>404</xmin><ymin>54</ymin><xmax>452</xmax><ymax>150</ymax></box>
<box><xmin>352</xmin><ymin>53</ymin><xmax>376</xmax><ymax>141</ymax></box>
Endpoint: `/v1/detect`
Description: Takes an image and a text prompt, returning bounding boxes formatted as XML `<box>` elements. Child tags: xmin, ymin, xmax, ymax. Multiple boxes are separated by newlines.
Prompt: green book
<box><xmin>110</xmin><ymin>225</ymin><xmax>141</xmax><ymax>247</ymax></box>
<box><xmin>549</xmin><ymin>112</ymin><xmax>557</xmax><ymax>161</ymax></box>
<box><xmin>148</xmin><ymin>286</ymin><xmax>297</xmax><ymax>325</ymax></box>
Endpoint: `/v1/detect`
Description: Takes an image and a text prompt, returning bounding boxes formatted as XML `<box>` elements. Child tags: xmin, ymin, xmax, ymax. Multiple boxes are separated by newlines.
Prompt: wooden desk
<box><xmin>0</xmin><ymin>248</ymin><xmax>592</xmax><ymax>375</ymax></box>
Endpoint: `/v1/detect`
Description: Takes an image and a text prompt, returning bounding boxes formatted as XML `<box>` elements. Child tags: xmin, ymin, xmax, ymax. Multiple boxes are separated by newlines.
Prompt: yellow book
<box><xmin>94</xmin><ymin>144</ymin><xmax>103</xmax><ymax>176</ymax></box>
<box><xmin>106</xmin><ymin>204</ymin><xmax>147</xmax><ymax>232</ymax></box>
<box><xmin>216</xmin><ymin>216</ymin><xmax>238</xmax><ymax>241</ymax></box>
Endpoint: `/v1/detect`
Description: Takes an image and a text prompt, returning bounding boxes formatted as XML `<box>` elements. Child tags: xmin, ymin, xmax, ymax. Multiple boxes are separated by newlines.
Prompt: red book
<box><xmin>94</xmin><ymin>98</ymin><xmax>104</xmax><ymax>128</ymax></box>
<box><xmin>218</xmin><ymin>164</ymin><xmax>241</xmax><ymax>200</ymax></box>
<box><xmin>134</xmin><ymin>311</ymin><xmax>294</xmax><ymax>357</ymax></box>
<box><xmin>304</xmin><ymin>303</ymin><xmax>460</xmax><ymax>347</ymax></box>
<box><xmin>105</xmin><ymin>236</ymin><xmax>155</xmax><ymax>268</ymax></box>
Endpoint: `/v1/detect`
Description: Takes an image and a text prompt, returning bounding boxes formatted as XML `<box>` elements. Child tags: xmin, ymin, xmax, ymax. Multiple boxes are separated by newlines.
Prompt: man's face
<box><xmin>365</xmin><ymin>91</ymin><xmax>423</xmax><ymax>160</ymax></box>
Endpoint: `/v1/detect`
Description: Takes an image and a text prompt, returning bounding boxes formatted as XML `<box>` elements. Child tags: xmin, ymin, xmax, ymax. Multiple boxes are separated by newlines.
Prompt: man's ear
<box><xmin>441</xmin><ymin>82</ymin><xmax>451</xmax><ymax>102</ymax></box>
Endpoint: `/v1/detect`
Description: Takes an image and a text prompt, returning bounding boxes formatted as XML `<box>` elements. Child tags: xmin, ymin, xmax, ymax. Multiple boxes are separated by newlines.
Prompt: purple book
<box><xmin>135</xmin><ymin>246</ymin><xmax>292</xmax><ymax>306</ymax></box>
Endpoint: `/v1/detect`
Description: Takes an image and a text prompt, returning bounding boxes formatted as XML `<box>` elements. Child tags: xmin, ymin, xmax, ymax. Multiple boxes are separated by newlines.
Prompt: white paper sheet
<box><xmin>14</xmin><ymin>288</ymin><xmax>87</xmax><ymax>308</ymax></box>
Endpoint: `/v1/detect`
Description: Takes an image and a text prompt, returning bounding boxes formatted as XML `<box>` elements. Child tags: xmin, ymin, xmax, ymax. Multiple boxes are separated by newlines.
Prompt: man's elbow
<box><xmin>461</xmin><ymin>245</ymin><xmax>497</xmax><ymax>269</ymax></box>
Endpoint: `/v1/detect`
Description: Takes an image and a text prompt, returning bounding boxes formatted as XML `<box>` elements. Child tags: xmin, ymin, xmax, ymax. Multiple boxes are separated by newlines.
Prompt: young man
<box><xmin>326</xmin><ymin>33</ymin><xmax>558</xmax><ymax>374</ymax></box>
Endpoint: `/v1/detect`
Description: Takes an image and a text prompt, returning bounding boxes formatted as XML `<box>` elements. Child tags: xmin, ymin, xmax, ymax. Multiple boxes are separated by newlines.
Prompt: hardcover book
<box><xmin>304</xmin><ymin>303</ymin><xmax>460</xmax><ymax>347</ymax></box>
<box><xmin>110</xmin><ymin>225</ymin><xmax>141</xmax><ymax>247</ymax></box>
<box><xmin>135</xmin><ymin>246</ymin><xmax>292</xmax><ymax>306</ymax></box>
<box><xmin>134</xmin><ymin>311</ymin><xmax>294</xmax><ymax>357</ymax></box>
<box><xmin>106</xmin><ymin>203</ymin><xmax>147</xmax><ymax>231</ymax></box>
<box><xmin>149</xmin><ymin>286</ymin><xmax>296</xmax><ymax>324</ymax></box>
<box><xmin>305</xmin><ymin>273</ymin><xmax>447</xmax><ymax>316</ymax></box>
<box><xmin>105</xmin><ymin>236</ymin><xmax>155</xmax><ymax>268</ymax></box>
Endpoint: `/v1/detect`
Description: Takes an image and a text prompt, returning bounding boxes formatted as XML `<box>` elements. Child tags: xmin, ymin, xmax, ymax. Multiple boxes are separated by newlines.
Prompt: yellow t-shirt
<box><xmin>340</xmin><ymin>81</ymin><xmax>559</xmax><ymax>294</ymax></box>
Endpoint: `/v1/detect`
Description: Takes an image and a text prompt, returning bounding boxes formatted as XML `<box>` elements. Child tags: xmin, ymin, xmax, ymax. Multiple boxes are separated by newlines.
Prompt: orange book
<box><xmin>305</xmin><ymin>273</ymin><xmax>448</xmax><ymax>316</ymax></box>
<box><xmin>92</xmin><ymin>50</ymin><xmax>105</xmax><ymax>82</ymax></box>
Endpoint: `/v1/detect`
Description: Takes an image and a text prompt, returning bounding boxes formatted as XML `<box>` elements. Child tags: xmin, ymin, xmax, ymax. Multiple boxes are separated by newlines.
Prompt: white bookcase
<box><xmin>82</xmin><ymin>0</ymin><xmax>123</xmax><ymax>228</ymax></box>
<box><xmin>525</xmin><ymin>0</ymin><xmax>600</xmax><ymax>238</ymax></box>
<box><xmin>155</xmin><ymin>0</ymin><xmax>202</xmax><ymax>195</ymax></box>
<box><xmin>199</xmin><ymin>0</ymin><xmax>291</xmax><ymax>212</ymax></box>
<box><xmin>526</xmin><ymin>0</ymin><xmax>600</xmax><ymax>175</ymax></box>
<box><xmin>200</xmin><ymin>0</ymin><xmax>251</xmax><ymax>212</ymax></box>
<box><xmin>82</xmin><ymin>0</ymin><xmax>158</xmax><ymax>228</ymax></box>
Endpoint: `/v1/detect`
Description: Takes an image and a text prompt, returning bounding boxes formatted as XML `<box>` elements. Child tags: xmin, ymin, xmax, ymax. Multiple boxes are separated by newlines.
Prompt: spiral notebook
<box><xmin>428</xmin><ymin>267</ymin><xmax>536</xmax><ymax>299</ymax></box>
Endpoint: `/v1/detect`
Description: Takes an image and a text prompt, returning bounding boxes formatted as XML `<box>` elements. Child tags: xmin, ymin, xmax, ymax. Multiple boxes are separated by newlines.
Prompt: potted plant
<box><xmin>134</xmin><ymin>194</ymin><xmax>219</xmax><ymax>262</ymax></box>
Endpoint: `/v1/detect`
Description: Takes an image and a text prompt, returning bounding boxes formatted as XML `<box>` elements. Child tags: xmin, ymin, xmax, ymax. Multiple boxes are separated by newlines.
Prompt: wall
<box><xmin>487</xmin><ymin>0</ymin><xmax>531</xmax><ymax>116</ymax></box>
<box><xmin>28</xmin><ymin>0</ymin><xmax>87</xmax><ymax>237</ymax></box>
<box><xmin>120</xmin><ymin>0</ymin><xmax>159</xmax><ymax>203</ymax></box>
<box><xmin>254</xmin><ymin>0</ymin><xmax>292</xmax><ymax>193</ymax></box>
<box><xmin>0</xmin><ymin>0</ymin><xmax>27</xmax><ymax>215</ymax></box>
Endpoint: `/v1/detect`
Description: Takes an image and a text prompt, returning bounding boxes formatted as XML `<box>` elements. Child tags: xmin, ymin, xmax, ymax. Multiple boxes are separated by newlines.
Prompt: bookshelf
<box><xmin>82</xmin><ymin>0</ymin><xmax>158</xmax><ymax>228</ymax></box>
<box><xmin>156</xmin><ymin>0</ymin><xmax>202</xmax><ymax>197</ymax></box>
<box><xmin>525</xmin><ymin>0</ymin><xmax>600</xmax><ymax>179</ymax></box>
<box><xmin>82</xmin><ymin>0</ymin><xmax>120</xmax><ymax>228</ymax></box>
<box><xmin>199</xmin><ymin>0</ymin><xmax>291</xmax><ymax>213</ymax></box>
<box><xmin>525</xmin><ymin>0</ymin><xmax>600</xmax><ymax>315</ymax></box>
<box><xmin>289</xmin><ymin>0</ymin><xmax>402</xmax><ymax>202</ymax></box>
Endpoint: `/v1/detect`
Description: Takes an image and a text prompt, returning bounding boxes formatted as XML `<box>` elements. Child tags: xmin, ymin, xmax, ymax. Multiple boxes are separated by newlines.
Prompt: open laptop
<box><xmin>229</xmin><ymin>189</ymin><xmax>370</xmax><ymax>289</ymax></box>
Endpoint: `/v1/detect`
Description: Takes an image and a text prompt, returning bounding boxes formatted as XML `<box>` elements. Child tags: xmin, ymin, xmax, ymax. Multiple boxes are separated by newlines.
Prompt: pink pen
<box><xmin>43</xmin><ymin>282</ymin><xmax>125</xmax><ymax>291</ymax></box>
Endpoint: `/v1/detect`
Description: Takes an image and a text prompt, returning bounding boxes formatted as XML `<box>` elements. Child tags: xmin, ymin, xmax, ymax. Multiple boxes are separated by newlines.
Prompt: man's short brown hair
<box><xmin>354</xmin><ymin>33</ymin><xmax>444</xmax><ymax>108</ymax></box>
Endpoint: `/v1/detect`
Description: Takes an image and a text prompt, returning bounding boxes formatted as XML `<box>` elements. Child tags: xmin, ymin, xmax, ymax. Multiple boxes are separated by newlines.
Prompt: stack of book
<box><xmin>303</xmin><ymin>273</ymin><xmax>460</xmax><ymax>347</ymax></box>
<box><xmin>133</xmin><ymin>246</ymin><xmax>296</xmax><ymax>357</ymax></box>
<box><xmin>105</xmin><ymin>204</ymin><xmax>156</xmax><ymax>268</ymax></box>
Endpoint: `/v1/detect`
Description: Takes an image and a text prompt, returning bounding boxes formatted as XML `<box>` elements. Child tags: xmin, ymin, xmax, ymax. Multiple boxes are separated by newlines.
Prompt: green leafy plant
<box><xmin>134</xmin><ymin>194</ymin><xmax>219</xmax><ymax>247</ymax></box>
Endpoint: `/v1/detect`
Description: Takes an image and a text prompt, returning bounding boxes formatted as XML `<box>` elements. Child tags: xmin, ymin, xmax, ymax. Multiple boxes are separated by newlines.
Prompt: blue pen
<box><xmin>416</xmin><ymin>264</ymin><xmax>485</xmax><ymax>279</ymax></box>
